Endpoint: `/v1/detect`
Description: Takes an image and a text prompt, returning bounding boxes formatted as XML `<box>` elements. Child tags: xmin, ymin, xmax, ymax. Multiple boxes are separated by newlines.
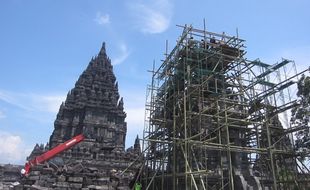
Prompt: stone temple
<box><xmin>13</xmin><ymin>43</ymin><xmax>142</xmax><ymax>189</ymax></box>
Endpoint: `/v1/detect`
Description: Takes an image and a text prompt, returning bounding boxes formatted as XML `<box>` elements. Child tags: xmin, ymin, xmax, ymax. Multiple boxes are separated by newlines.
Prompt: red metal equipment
<box><xmin>21</xmin><ymin>134</ymin><xmax>85</xmax><ymax>176</ymax></box>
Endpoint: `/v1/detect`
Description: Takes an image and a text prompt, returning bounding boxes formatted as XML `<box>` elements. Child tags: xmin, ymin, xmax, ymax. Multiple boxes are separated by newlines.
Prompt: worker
<box><xmin>135</xmin><ymin>182</ymin><xmax>142</xmax><ymax>190</ymax></box>
<box><xmin>221</xmin><ymin>32</ymin><xmax>226</xmax><ymax>43</ymax></box>
<box><xmin>200</xmin><ymin>39</ymin><xmax>208</xmax><ymax>49</ymax></box>
<box><xmin>210</xmin><ymin>37</ymin><xmax>216</xmax><ymax>44</ymax></box>
<box><xmin>188</xmin><ymin>36</ymin><xmax>195</xmax><ymax>48</ymax></box>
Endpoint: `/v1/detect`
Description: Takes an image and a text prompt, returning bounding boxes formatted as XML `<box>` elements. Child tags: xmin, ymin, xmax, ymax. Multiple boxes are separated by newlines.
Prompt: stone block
<box><xmin>31</xmin><ymin>171</ymin><xmax>41</xmax><ymax>175</ymax></box>
<box><xmin>117</xmin><ymin>186</ymin><xmax>130</xmax><ymax>190</ymax></box>
<box><xmin>31</xmin><ymin>184</ymin><xmax>49</xmax><ymax>190</ymax></box>
<box><xmin>96</xmin><ymin>177</ymin><xmax>110</xmax><ymax>182</ymax></box>
<box><xmin>69</xmin><ymin>183</ymin><xmax>83</xmax><ymax>189</ymax></box>
<box><xmin>68</xmin><ymin>176</ymin><xmax>83</xmax><ymax>183</ymax></box>
<box><xmin>55</xmin><ymin>187</ymin><xmax>68</xmax><ymax>190</ymax></box>
<box><xmin>13</xmin><ymin>185</ymin><xmax>24</xmax><ymax>190</ymax></box>
<box><xmin>57</xmin><ymin>175</ymin><xmax>66</xmax><ymax>182</ymax></box>
<box><xmin>46</xmin><ymin>177</ymin><xmax>56</xmax><ymax>183</ymax></box>
<box><xmin>55</xmin><ymin>181</ymin><xmax>69</xmax><ymax>187</ymax></box>
<box><xmin>87</xmin><ymin>185</ymin><xmax>109</xmax><ymax>190</ymax></box>
<box><xmin>28</xmin><ymin>175</ymin><xmax>40</xmax><ymax>180</ymax></box>
<box><xmin>41</xmin><ymin>168</ymin><xmax>54</xmax><ymax>174</ymax></box>
<box><xmin>34</xmin><ymin>180</ymin><xmax>46</xmax><ymax>186</ymax></box>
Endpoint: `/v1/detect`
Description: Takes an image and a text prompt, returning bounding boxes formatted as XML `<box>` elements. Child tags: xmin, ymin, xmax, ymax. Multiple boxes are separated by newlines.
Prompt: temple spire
<box><xmin>21</xmin><ymin>41</ymin><xmax>141</xmax><ymax>190</ymax></box>
<box><xmin>50</xmin><ymin>42</ymin><xmax>125</xmax><ymax>148</ymax></box>
<box><xmin>99</xmin><ymin>42</ymin><xmax>106</xmax><ymax>55</ymax></box>
<box><xmin>134</xmin><ymin>135</ymin><xmax>141</xmax><ymax>153</ymax></box>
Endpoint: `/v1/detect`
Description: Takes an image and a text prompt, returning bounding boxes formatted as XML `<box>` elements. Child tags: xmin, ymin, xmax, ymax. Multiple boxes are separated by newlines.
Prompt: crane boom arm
<box><xmin>22</xmin><ymin>134</ymin><xmax>85</xmax><ymax>176</ymax></box>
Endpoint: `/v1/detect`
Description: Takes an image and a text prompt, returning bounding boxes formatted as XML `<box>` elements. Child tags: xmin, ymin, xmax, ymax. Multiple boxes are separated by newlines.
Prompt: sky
<box><xmin>0</xmin><ymin>0</ymin><xmax>309</xmax><ymax>165</ymax></box>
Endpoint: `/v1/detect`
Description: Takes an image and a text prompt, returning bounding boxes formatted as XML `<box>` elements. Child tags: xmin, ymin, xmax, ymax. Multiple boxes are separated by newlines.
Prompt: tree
<box><xmin>291</xmin><ymin>74</ymin><xmax>310</xmax><ymax>152</ymax></box>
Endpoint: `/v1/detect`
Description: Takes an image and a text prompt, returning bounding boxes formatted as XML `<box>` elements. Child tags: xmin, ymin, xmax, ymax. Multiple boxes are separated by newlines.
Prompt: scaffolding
<box><xmin>141</xmin><ymin>25</ymin><xmax>310</xmax><ymax>190</ymax></box>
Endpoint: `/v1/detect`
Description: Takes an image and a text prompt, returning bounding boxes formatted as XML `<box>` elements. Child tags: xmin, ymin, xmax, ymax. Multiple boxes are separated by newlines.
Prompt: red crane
<box><xmin>21</xmin><ymin>134</ymin><xmax>85</xmax><ymax>176</ymax></box>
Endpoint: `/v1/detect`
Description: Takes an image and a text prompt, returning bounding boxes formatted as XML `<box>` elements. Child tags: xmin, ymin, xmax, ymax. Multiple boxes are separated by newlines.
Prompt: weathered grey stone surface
<box><xmin>49</xmin><ymin>43</ymin><xmax>127</xmax><ymax>152</ymax></box>
<box><xmin>0</xmin><ymin>164</ymin><xmax>23</xmax><ymax>189</ymax></box>
<box><xmin>2</xmin><ymin>43</ymin><xmax>141</xmax><ymax>189</ymax></box>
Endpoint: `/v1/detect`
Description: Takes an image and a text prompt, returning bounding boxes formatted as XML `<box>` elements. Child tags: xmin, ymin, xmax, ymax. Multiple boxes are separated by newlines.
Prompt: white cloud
<box><xmin>112</xmin><ymin>43</ymin><xmax>130</xmax><ymax>65</ymax></box>
<box><xmin>263</xmin><ymin>46</ymin><xmax>310</xmax><ymax>74</ymax></box>
<box><xmin>120</xmin><ymin>88</ymin><xmax>146</xmax><ymax>147</ymax></box>
<box><xmin>129</xmin><ymin>0</ymin><xmax>173</xmax><ymax>34</ymax></box>
<box><xmin>0</xmin><ymin>110</ymin><xmax>6</xmax><ymax>119</ymax></box>
<box><xmin>125</xmin><ymin>107</ymin><xmax>145</xmax><ymax>148</ymax></box>
<box><xmin>0</xmin><ymin>90</ymin><xmax>65</xmax><ymax>114</ymax></box>
<box><xmin>0</xmin><ymin>91</ymin><xmax>30</xmax><ymax>110</ymax></box>
<box><xmin>35</xmin><ymin>95</ymin><xmax>66</xmax><ymax>113</ymax></box>
<box><xmin>94</xmin><ymin>12</ymin><xmax>110</xmax><ymax>25</ymax></box>
<box><xmin>0</xmin><ymin>131</ymin><xmax>31</xmax><ymax>164</ymax></box>
<box><xmin>126</xmin><ymin>107</ymin><xmax>145</xmax><ymax>127</ymax></box>
<box><xmin>279</xmin><ymin>46</ymin><xmax>310</xmax><ymax>72</ymax></box>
